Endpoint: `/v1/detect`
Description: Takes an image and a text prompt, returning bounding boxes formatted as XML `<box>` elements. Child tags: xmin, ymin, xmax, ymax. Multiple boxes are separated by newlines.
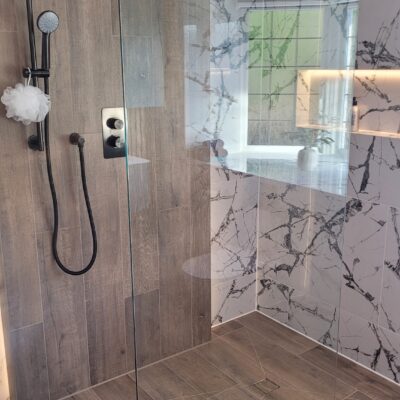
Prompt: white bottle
<box><xmin>352</xmin><ymin>97</ymin><xmax>360</xmax><ymax>132</ymax></box>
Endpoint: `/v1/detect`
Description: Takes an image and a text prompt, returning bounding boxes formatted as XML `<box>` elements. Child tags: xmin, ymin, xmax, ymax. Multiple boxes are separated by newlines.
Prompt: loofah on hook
<box><xmin>1</xmin><ymin>83</ymin><xmax>50</xmax><ymax>125</ymax></box>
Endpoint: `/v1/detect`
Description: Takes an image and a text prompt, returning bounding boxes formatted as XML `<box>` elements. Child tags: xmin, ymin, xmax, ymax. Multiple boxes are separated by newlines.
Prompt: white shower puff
<box><xmin>1</xmin><ymin>83</ymin><xmax>50</xmax><ymax>125</ymax></box>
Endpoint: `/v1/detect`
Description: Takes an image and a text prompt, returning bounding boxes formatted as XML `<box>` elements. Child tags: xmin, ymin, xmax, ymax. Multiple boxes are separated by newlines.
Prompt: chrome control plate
<box><xmin>102</xmin><ymin>107</ymin><xmax>126</xmax><ymax>159</ymax></box>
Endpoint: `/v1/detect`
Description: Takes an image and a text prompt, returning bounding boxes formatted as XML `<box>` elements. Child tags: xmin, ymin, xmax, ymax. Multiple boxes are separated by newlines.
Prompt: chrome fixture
<box><xmin>102</xmin><ymin>107</ymin><xmax>126</xmax><ymax>159</ymax></box>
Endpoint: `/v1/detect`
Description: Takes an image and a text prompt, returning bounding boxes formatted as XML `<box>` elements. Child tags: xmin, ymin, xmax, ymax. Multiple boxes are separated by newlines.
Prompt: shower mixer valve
<box><xmin>102</xmin><ymin>107</ymin><xmax>126</xmax><ymax>159</ymax></box>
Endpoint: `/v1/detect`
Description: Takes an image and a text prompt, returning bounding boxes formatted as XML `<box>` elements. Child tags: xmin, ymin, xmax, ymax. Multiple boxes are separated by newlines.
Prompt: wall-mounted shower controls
<box><xmin>102</xmin><ymin>108</ymin><xmax>126</xmax><ymax>159</ymax></box>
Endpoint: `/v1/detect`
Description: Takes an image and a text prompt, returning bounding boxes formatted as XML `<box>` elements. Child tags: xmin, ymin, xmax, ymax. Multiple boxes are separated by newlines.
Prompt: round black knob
<box><xmin>107</xmin><ymin>135</ymin><xmax>123</xmax><ymax>149</ymax></box>
<box><xmin>106</xmin><ymin>118</ymin><xmax>124</xmax><ymax>130</ymax></box>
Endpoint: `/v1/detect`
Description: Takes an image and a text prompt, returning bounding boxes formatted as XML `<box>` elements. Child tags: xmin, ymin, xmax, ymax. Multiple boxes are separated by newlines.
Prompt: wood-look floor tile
<box><xmin>254</xmin><ymin>342</ymin><xmax>354</xmax><ymax>399</ymax></box>
<box><xmin>218</xmin><ymin>327</ymin><xmax>266</xmax><ymax>362</ymax></box>
<box><xmin>68</xmin><ymin>389</ymin><xmax>102</xmax><ymax>400</ymax></box>
<box><xmin>356</xmin><ymin>375</ymin><xmax>400</xmax><ymax>400</ymax></box>
<box><xmin>93</xmin><ymin>375</ymin><xmax>140</xmax><ymax>400</ymax></box>
<box><xmin>163</xmin><ymin>349</ymin><xmax>236</xmax><ymax>394</ymax></box>
<box><xmin>345</xmin><ymin>392</ymin><xmax>373</xmax><ymax>400</ymax></box>
<box><xmin>208</xmin><ymin>385</ymin><xmax>267</xmax><ymax>400</ymax></box>
<box><xmin>137</xmin><ymin>362</ymin><xmax>200</xmax><ymax>399</ymax></box>
<box><xmin>301</xmin><ymin>346</ymin><xmax>400</xmax><ymax>399</ymax></box>
<box><xmin>210</xmin><ymin>379</ymin><xmax>279</xmax><ymax>400</ymax></box>
<box><xmin>301</xmin><ymin>346</ymin><xmax>375</xmax><ymax>388</ymax></box>
<box><xmin>195</xmin><ymin>339</ymin><xmax>265</xmax><ymax>385</ymax></box>
<box><xmin>264</xmin><ymin>388</ymin><xmax>323</xmax><ymax>400</ymax></box>
<box><xmin>212</xmin><ymin>320</ymin><xmax>243</xmax><ymax>337</ymax></box>
<box><xmin>237</xmin><ymin>313</ymin><xmax>316</xmax><ymax>355</ymax></box>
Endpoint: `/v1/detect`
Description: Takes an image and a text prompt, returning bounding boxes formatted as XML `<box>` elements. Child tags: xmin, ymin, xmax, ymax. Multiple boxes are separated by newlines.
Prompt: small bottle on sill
<box><xmin>352</xmin><ymin>97</ymin><xmax>360</xmax><ymax>132</ymax></box>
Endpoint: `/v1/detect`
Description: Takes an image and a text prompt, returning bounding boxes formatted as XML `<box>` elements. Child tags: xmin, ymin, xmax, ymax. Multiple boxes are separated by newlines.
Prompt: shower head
<box><xmin>37</xmin><ymin>11</ymin><xmax>59</xmax><ymax>34</ymax></box>
<box><xmin>37</xmin><ymin>11</ymin><xmax>59</xmax><ymax>71</ymax></box>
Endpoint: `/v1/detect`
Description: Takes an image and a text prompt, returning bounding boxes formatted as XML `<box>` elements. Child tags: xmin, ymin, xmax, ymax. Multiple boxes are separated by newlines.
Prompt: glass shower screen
<box><xmin>119</xmin><ymin>0</ymin><xmax>358</xmax><ymax>399</ymax></box>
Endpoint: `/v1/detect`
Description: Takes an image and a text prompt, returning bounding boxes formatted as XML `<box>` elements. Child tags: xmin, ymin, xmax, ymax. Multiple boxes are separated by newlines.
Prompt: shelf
<box><xmin>352</xmin><ymin>130</ymin><xmax>400</xmax><ymax>139</ymax></box>
<box><xmin>297</xmin><ymin>124</ymin><xmax>347</xmax><ymax>132</ymax></box>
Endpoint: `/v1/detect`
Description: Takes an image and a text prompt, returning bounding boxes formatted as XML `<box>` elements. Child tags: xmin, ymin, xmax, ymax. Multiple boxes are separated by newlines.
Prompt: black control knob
<box><xmin>107</xmin><ymin>135</ymin><xmax>123</xmax><ymax>149</ymax></box>
<box><xmin>106</xmin><ymin>118</ymin><xmax>124</xmax><ymax>130</ymax></box>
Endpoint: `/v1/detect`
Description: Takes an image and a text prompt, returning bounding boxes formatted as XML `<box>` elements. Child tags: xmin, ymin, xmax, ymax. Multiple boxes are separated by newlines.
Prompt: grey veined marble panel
<box><xmin>211</xmin><ymin>167</ymin><xmax>259</xmax><ymax>325</ymax></box>
<box><xmin>348</xmin><ymin>133</ymin><xmax>400</xmax><ymax>209</ymax></box>
<box><xmin>341</xmin><ymin>199</ymin><xmax>387</xmax><ymax>324</ymax></box>
<box><xmin>357</xmin><ymin>0</ymin><xmax>400</xmax><ymax>69</ymax></box>
<box><xmin>257</xmin><ymin>178</ymin><xmax>347</xmax><ymax>348</ymax></box>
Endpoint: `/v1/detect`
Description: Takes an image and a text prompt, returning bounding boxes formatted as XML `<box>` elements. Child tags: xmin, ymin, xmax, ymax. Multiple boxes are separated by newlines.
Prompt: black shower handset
<box><xmin>23</xmin><ymin>4</ymin><xmax>97</xmax><ymax>276</ymax></box>
<box><xmin>37</xmin><ymin>10</ymin><xmax>59</xmax><ymax>70</ymax></box>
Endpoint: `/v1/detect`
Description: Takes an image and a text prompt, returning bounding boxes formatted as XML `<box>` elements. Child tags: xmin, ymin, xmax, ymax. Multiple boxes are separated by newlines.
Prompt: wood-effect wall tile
<box><xmin>37</xmin><ymin>229</ymin><xmax>90</xmax><ymax>400</ymax></box>
<box><xmin>10</xmin><ymin>324</ymin><xmax>49</xmax><ymax>400</ymax></box>
<box><xmin>158</xmin><ymin>207</ymin><xmax>193</xmax><ymax>357</ymax></box>
<box><xmin>79</xmin><ymin>134</ymin><xmax>124</xmax><ymax>285</ymax></box>
<box><xmin>66</xmin><ymin>0</ymin><xmax>123</xmax><ymax>133</ymax></box>
<box><xmin>190</xmin><ymin>159</ymin><xmax>211</xmax><ymax>346</ymax></box>
<box><xmin>0</xmin><ymin>230</ymin><xmax>13</xmax><ymax>400</ymax></box>
<box><xmin>0</xmin><ymin>0</ymin><xmax>16</xmax><ymax>32</ymax></box>
<box><xmin>124</xmin><ymin>297</ymin><xmax>136</xmax><ymax>371</ymax></box>
<box><xmin>156</xmin><ymin>157</ymin><xmax>190</xmax><ymax>211</ymax></box>
<box><xmin>127</xmin><ymin>160</ymin><xmax>159</xmax><ymax>297</ymax></box>
<box><xmin>127</xmin><ymin>108</ymin><xmax>158</xmax><ymax>159</ymax></box>
<box><xmin>129</xmin><ymin>290</ymin><xmax>161</xmax><ymax>368</ymax></box>
<box><xmin>71</xmin><ymin>126</ymin><xmax>127</xmax><ymax>386</ymax></box>
<box><xmin>85</xmin><ymin>279</ymin><xmax>127</xmax><ymax>385</ymax></box>
<box><xmin>0</xmin><ymin>31</ymin><xmax>43</xmax><ymax>331</ymax></box>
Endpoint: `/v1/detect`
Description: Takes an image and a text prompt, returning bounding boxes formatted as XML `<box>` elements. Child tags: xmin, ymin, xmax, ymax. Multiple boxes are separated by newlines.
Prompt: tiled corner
<box><xmin>212</xmin><ymin>275</ymin><xmax>257</xmax><ymax>325</ymax></box>
<box><xmin>339</xmin><ymin>310</ymin><xmax>400</xmax><ymax>383</ymax></box>
<box><xmin>258</xmin><ymin>279</ymin><xmax>338</xmax><ymax>348</ymax></box>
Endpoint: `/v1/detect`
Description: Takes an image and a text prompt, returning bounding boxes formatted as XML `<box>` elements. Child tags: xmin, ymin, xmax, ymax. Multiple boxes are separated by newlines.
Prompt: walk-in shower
<box><xmin>2</xmin><ymin>1</ymin><xmax>400</xmax><ymax>399</ymax></box>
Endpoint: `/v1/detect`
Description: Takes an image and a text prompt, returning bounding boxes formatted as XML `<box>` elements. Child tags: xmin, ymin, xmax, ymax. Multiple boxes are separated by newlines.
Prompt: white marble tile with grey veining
<box><xmin>258</xmin><ymin>178</ymin><xmax>311</xmax><ymax>292</ymax></box>
<box><xmin>258</xmin><ymin>179</ymin><xmax>346</xmax><ymax>307</ymax></box>
<box><xmin>212</xmin><ymin>274</ymin><xmax>256</xmax><ymax>325</ymax></box>
<box><xmin>305</xmin><ymin>190</ymin><xmax>346</xmax><ymax>307</ymax></box>
<box><xmin>357</xmin><ymin>0</ymin><xmax>400</xmax><ymax>69</ymax></box>
<box><xmin>211</xmin><ymin>167</ymin><xmax>258</xmax><ymax>324</ymax></box>
<box><xmin>339</xmin><ymin>310</ymin><xmax>400</xmax><ymax>384</ymax></box>
<box><xmin>258</xmin><ymin>279</ymin><xmax>338</xmax><ymax>348</ymax></box>
<box><xmin>380</xmin><ymin>206</ymin><xmax>400</xmax><ymax>334</ymax></box>
<box><xmin>341</xmin><ymin>199</ymin><xmax>387</xmax><ymax>323</ymax></box>
<box><xmin>348</xmin><ymin>133</ymin><xmax>383</xmax><ymax>203</ymax></box>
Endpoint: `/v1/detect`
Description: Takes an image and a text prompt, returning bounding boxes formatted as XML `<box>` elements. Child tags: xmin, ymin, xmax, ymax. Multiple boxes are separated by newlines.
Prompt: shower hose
<box><xmin>44</xmin><ymin>78</ymin><xmax>97</xmax><ymax>276</ymax></box>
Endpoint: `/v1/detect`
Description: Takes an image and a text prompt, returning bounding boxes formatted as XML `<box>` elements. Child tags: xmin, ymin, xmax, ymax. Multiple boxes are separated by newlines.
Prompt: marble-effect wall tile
<box><xmin>357</xmin><ymin>0</ymin><xmax>400</xmax><ymax>69</ymax></box>
<box><xmin>339</xmin><ymin>311</ymin><xmax>400</xmax><ymax>383</ymax></box>
<box><xmin>348</xmin><ymin>134</ymin><xmax>382</xmax><ymax>203</ymax></box>
<box><xmin>380</xmin><ymin>206</ymin><xmax>400</xmax><ymax>334</ymax></box>
<box><xmin>211</xmin><ymin>167</ymin><xmax>258</xmax><ymax>325</ymax></box>
<box><xmin>258</xmin><ymin>179</ymin><xmax>311</xmax><ymax>292</ymax></box>
<box><xmin>257</xmin><ymin>178</ymin><xmax>345</xmax><ymax>349</ymax></box>
<box><xmin>342</xmin><ymin>199</ymin><xmax>387</xmax><ymax>323</ymax></box>
<box><xmin>258</xmin><ymin>279</ymin><xmax>338</xmax><ymax>348</ymax></box>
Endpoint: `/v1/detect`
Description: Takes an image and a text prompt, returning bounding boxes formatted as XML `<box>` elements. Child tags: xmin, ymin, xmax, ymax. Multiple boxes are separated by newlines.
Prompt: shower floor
<box><xmin>67</xmin><ymin>312</ymin><xmax>400</xmax><ymax>400</ymax></box>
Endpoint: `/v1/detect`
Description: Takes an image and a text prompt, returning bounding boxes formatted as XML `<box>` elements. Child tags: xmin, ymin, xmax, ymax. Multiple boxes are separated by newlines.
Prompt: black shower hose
<box><xmin>44</xmin><ymin>80</ymin><xmax>97</xmax><ymax>275</ymax></box>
